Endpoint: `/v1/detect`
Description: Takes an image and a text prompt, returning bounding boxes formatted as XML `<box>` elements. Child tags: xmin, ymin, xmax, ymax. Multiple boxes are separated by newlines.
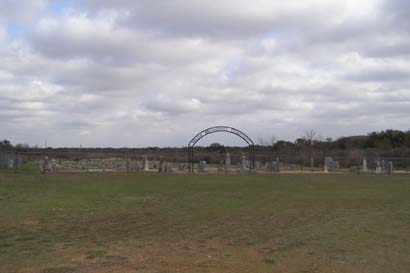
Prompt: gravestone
<box><xmin>158</xmin><ymin>158</ymin><xmax>165</xmax><ymax>173</ymax></box>
<box><xmin>324</xmin><ymin>157</ymin><xmax>338</xmax><ymax>172</ymax></box>
<box><xmin>266</xmin><ymin>161</ymin><xmax>278</xmax><ymax>173</ymax></box>
<box><xmin>178</xmin><ymin>163</ymin><xmax>186</xmax><ymax>171</ymax></box>
<box><xmin>362</xmin><ymin>157</ymin><xmax>368</xmax><ymax>172</ymax></box>
<box><xmin>143</xmin><ymin>155</ymin><xmax>149</xmax><ymax>171</ymax></box>
<box><xmin>225</xmin><ymin>153</ymin><xmax>231</xmax><ymax>166</ymax></box>
<box><xmin>241</xmin><ymin>153</ymin><xmax>246</xmax><ymax>172</ymax></box>
<box><xmin>40</xmin><ymin>156</ymin><xmax>49</xmax><ymax>174</ymax></box>
<box><xmin>255</xmin><ymin>161</ymin><xmax>261</xmax><ymax>169</ymax></box>
<box><xmin>51</xmin><ymin>159</ymin><xmax>57</xmax><ymax>173</ymax></box>
<box><xmin>375</xmin><ymin>160</ymin><xmax>382</xmax><ymax>173</ymax></box>
<box><xmin>164</xmin><ymin>162</ymin><xmax>173</xmax><ymax>173</ymax></box>
<box><xmin>8</xmin><ymin>159</ymin><xmax>14</xmax><ymax>169</ymax></box>
<box><xmin>276</xmin><ymin>158</ymin><xmax>281</xmax><ymax>172</ymax></box>
<box><xmin>101</xmin><ymin>160</ymin><xmax>106</xmax><ymax>172</ymax></box>
<box><xmin>387</xmin><ymin>162</ymin><xmax>393</xmax><ymax>175</ymax></box>
<box><xmin>137</xmin><ymin>161</ymin><xmax>143</xmax><ymax>170</ymax></box>
<box><xmin>198</xmin><ymin>161</ymin><xmax>206</xmax><ymax>173</ymax></box>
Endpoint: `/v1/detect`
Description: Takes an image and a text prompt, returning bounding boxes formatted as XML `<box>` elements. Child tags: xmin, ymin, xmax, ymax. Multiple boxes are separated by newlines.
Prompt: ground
<box><xmin>0</xmin><ymin>172</ymin><xmax>409</xmax><ymax>273</ymax></box>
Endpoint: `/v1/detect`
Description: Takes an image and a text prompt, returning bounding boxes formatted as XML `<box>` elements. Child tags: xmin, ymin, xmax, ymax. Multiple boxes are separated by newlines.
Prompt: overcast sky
<box><xmin>1</xmin><ymin>0</ymin><xmax>410</xmax><ymax>147</ymax></box>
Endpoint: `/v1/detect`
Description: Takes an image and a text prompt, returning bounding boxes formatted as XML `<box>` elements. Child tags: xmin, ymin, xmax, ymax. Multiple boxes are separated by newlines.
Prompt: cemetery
<box><xmin>1</xmin><ymin>127</ymin><xmax>410</xmax><ymax>273</ymax></box>
<box><xmin>1</xmin><ymin>127</ymin><xmax>408</xmax><ymax>175</ymax></box>
<box><xmin>2</xmin><ymin>1</ymin><xmax>410</xmax><ymax>271</ymax></box>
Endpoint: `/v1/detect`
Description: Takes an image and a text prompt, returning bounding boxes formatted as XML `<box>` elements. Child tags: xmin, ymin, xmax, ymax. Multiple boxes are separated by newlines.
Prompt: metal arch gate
<box><xmin>187</xmin><ymin>126</ymin><xmax>255</xmax><ymax>173</ymax></box>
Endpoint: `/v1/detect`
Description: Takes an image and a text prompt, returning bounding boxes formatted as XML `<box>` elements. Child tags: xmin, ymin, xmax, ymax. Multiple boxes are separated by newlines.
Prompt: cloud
<box><xmin>0</xmin><ymin>0</ymin><xmax>410</xmax><ymax>147</ymax></box>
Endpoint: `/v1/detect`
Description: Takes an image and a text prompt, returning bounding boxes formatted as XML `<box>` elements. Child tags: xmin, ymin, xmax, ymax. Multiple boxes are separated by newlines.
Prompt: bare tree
<box><xmin>257</xmin><ymin>136</ymin><xmax>267</xmax><ymax>146</ymax></box>
<box><xmin>257</xmin><ymin>135</ymin><xmax>276</xmax><ymax>147</ymax></box>
<box><xmin>304</xmin><ymin>129</ymin><xmax>317</xmax><ymax>170</ymax></box>
<box><xmin>304</xmin><ymin>129</ymin><xmax>317</xmax><ymax>145</ymax></box>
<box><xmin>269</xmin><ymin>135</ymin><xmax>276</xmax><ymax>146</ymax></box>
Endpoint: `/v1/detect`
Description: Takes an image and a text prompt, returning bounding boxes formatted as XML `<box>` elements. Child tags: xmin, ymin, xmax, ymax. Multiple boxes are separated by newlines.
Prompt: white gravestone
<box><xmin>143</xmin><ymin>156</ymin><xmax>149</xmax><ymax>171</ymax></box>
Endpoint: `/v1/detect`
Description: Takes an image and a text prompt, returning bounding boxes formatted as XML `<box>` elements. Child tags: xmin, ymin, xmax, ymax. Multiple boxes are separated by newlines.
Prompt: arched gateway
<box><xmin>187</xmin><ymin>126</ymin><xmax>255</xmax><ymax>173</ymax></box>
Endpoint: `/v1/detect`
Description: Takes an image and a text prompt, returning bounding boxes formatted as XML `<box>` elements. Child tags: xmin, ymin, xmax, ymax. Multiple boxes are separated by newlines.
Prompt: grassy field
<box><xmin>0</xmin><ymin>172</ymin><xmax>409</xmax><ymax>273</ymax></box>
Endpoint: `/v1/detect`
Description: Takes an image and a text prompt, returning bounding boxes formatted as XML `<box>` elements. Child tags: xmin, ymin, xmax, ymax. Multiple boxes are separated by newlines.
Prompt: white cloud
<box><xmin>0</xmin><ymin>0</ymin><xmax>410</xmax><ymax>147</ymax></box>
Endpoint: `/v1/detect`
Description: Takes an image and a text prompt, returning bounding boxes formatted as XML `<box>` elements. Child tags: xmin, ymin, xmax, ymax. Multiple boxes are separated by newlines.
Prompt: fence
<box><xmin>1</xmin><ymin>149</ymin><xmax>410</xmax><ymax>175</ymax></box>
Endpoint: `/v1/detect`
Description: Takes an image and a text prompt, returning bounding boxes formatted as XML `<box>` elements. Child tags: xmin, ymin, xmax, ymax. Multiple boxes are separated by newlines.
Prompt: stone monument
<box><xmin>241</xmin><ymin>152</ymin><xmax>246</xmax><ymax>172</ymax></box>
<box><xmin>143</xmin><ymin>155</ymin><xmax>149</xmax><ymax>171</ymax></box>
<box><xmin>225</xmin><ymin>152</ymin><xmax>231</xmax><ymax>166</ymax></box>
<box><xmin>362</xmin><ymin>157</ymin><xmax>367</xmax><ymax>172</ymax></box>
<box><xmin>375</xmin><ymin>160</ymin><xmax>382</xmax><ymax>173</ymax></box>
<box><xmin>8</xmin><ymin>159</ymin><xmax>14</xmax><ymax>169</ymax></box>
<box><xmin>51</xmin><ymin>159</ymin><xmax>57</xmax><ymax>173</ymax></box>
<box><xmin>387</xmin><ymin>162</ymin><xmax>393</xmax><ymax>175</ymax></box>
<box><xmin>324</xmin><ymin>157</ymin><xmax>338</xmax><ymax>172</ymax></box>
<box><xmin>158</xmin><ymin>157</ymin><xmax>165</xmax><ymax>173</ymax></box>
<box><xmin>40</xmin><ymin>156</ymin><xmax>49</xmax><ymax>174</ymax></box>
<box><xmin>198</xmin><ymin>161</ymin><xmax>206</xmax><ymax>173</ymax></box>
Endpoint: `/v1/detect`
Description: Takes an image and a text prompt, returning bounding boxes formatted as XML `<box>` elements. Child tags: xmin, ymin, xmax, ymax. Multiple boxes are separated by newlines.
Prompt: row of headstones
<box><xmin>325</xmin><ymin>157</ymin><xmax>394</xmax><ymax>174</ymax></box>
<box><xmin>361</xmin><ymin>157</ymin><xmax>394</xmax><ymax>174</ymax></box>
<box><xmin>197</xmin><ymin>159</ymin><xmax>282</xmax><ymax>173</ymax></box>
<box><xmin>40</xmin><ymin>155</ymin><xmax>394</xmax><ymax>174</ymax></box>
<box><xmin>39</xmin><ymin>156</ymin><xmax>188</xmax><ymax>173</ymax></box>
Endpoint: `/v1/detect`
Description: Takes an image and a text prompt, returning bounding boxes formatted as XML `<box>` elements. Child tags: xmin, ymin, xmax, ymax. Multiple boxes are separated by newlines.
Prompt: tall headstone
<box><xmin>101</xmin><ymin>160</ymin><xmax>106</xmax><ymax>172</ymax></box>
<box><xmin>362</xmin><ymin>157</ymin><xmax>368</xmax><ymax>172</ymax></box>
<box><xmin>41</xmin><ymin>156</ymin><xmax>49</xmax><ymax>174</ymax></box>
<box><xmin>241</xmin><ymin>152</ymin><xmax>246</xmax><ymax>172</ymax></box>
<box><xmin>225</xmin><ymin>153</ymin><xmax>231</xmax><ymax>166</ymax></box>
<box><xmin>8</xmin><ymin>159</ymin><xmax>14</xmax><ymax>169</ymax></box>
<box><xmin>375</xmin><ymin>160</ymin><xmax>382</xmax><ymax>173</ymax></box>
<box><xmin>143</xmin><ymin>155</ymin><xmax>149</xmax><ymax>171</ymax></box>
<box><xmin>158</xmin><ymin>157</ymin><xmax>164</xmax><ymax>173</ymax></box>
<box><xmin>51</xmin><ymin>159</ymin><xmax>57</xmax><ymax>173</ymax></box>
<box><xmin>387</xmin><ymin>162</ymin><xmax>393</xmax><ymax>175</ymax></box>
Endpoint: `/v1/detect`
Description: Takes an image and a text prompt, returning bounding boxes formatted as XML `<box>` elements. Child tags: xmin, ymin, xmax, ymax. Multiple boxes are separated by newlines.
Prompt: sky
<box><xmin>1</xmin><ymin>0</ymin><xmax>410</xmax><ymax>147</ymax></box>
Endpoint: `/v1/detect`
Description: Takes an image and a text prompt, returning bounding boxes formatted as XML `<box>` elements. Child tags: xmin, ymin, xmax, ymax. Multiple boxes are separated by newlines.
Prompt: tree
<box><xmin>304</xmin><ymin>129</ymin><xmax>317</xmax><ymax>145</ymax></box>
<box><xmin>257</xmin><ymin>135</ymin><xmax>276</xmax><ymax>146</ymax></box>
<box><xmin>304</xmin><ymin>129</ymin><xmax>317</xmax><ymax>169</ymax></box>
<box><xmin>257</xmin><ymin>136</ymin><xmax>268</xmax><ymax>146</ymax></box>
<box><xmin>0</xmin><ymin>139</ymin><xmax>12</xmax><ymax>149</ymax></box>
<box><xmin>206</xmin><ymin>143</ymin><xmax>225</xmax><ymax>153</ymax></box>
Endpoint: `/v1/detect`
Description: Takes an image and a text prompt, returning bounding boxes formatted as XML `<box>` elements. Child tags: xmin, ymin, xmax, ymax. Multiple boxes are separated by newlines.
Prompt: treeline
<box><xmin>2</xmin><ymin>129</ymin><xmax>410</xmax><ymax>151</ymax></box>
<box><xmin>2</xmin><ymin>129</ymin><xmax>410</xmax><ymax>164</ymax></box>
<box><xmin>269</xmin><ymin>129</ymin><xmax>410</xmax><ymax>151</ymax></box>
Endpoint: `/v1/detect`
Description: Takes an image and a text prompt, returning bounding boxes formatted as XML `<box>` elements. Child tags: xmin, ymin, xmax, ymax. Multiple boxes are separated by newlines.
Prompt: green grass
<box><xmin>0</xmin><ymin>173</ymin><xmax>409</xmax><ymax>272</ymax></box>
